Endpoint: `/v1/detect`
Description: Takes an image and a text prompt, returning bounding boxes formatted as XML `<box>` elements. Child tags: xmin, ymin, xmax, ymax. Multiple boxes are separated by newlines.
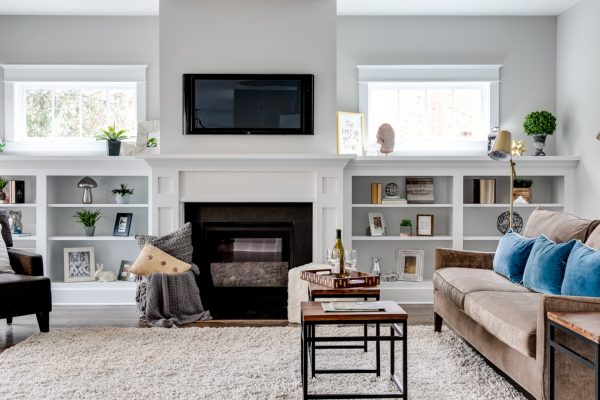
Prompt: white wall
<box><xmin>0</xmin><ymin>16</ymin><xmax>159</xmax><ymax>141</ymax></box>
<box><xmin>338</xmin><ymin>16</ymin><xmax>558</xmax><ymax>154</ymax></box>
<box><xmin>557</xmin><ymin>0</ymin><xmax>600</xmax><ymax>219</ymax></box>
<box><xmin>159</xmin><ymin>0</ymin><xmax>337</xmax><ymax>154</ymax></box>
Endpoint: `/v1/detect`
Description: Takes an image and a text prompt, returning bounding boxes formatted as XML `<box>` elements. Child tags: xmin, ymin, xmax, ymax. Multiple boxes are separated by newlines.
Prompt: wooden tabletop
<box><xmin>308</xmin><ymin>281</ymin><xmax>380</xmax><ymax>297</ymax></box>
<box><xmin>301</xmin><ymin>301</ymin><xmax>407</xmax><ymax>322</ymax></box>
<box><xmin>548</xmin><ymin>311</ymin><xmax>600</xmax><ymax>344</ymax></box>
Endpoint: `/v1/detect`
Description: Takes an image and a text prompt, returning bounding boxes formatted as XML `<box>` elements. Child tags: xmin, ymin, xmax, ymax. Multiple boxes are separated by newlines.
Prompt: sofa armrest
<box><xmin>7</xmin><ymin>248</ymin><xmax>44</xmax><ymax>276</ymax></box>
<box><xmin>434</xmin><ymin>248</ymin><xmax>494</xmax><ymax>271</ymax></box>
<box><xmin>536</xmin><ymin>295</ymin><xmax>600</xmax><ymax>399</ymax></box>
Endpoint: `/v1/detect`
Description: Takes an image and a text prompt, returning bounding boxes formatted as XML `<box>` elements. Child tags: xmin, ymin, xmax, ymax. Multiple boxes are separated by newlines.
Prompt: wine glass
<box><xmin>345</xmin><ymin>249</ymin><xmax>358</xmax><ymax>272</ymax></box>
<box><xmin>327</xmin><ymin>248</ymin><xmax>341</xmax><ymax>274</ymax></box>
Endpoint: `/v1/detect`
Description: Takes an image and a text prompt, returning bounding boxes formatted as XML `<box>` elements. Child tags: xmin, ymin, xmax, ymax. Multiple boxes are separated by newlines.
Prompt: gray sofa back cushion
<box><xmin>523</xmin><ymin>208</ymin><xmax>599</xmax><ymax>243</ymax></box>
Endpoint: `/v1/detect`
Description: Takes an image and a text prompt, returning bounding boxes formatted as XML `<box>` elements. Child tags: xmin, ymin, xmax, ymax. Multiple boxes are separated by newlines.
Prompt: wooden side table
<box><xmin>300</xmin><ymin>300</ymin><xmax>407</xmax><ymax>400</ymax></box>
<box><xmin>547</xmin><ymin>311</ymin><xmax>600</xmax><ymax>400</ymax></box>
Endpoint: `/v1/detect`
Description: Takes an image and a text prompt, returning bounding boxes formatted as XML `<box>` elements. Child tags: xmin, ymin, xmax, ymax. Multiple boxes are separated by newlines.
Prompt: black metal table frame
<box><xmin>301</xmin><ymin>319</ymin><xmax>407</xmax><ymax>399</ymax></box>
<box><xmin>547</xmin><ymin>319</ymin><xmax>600</xmax><ymax>400</ymax></box>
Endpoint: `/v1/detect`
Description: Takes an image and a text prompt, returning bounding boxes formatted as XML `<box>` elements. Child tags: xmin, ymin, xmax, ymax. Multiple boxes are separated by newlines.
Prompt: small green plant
<box><xmin>111</xmin><ymin>184</ymin><xmax>134</xmax><ymax>196</ymax></box>
<box><xmin>73</xmin><ymin>209</ymin><xmax>103</xmax><ymax>227</ymax></box>
<box><xmin>400</xmin><ymin>219</ymin><xmax>412</xmax><ymax>227</ymax></box>
<box><xmin>97</xmin><ymin>125</ymin><xmax>128</xmax><ymax>141</ymax></box>
<box><xmin>0</xmin><ymin>139</ymin><xmax>5</xmax><ymax>154</ymax></box>
<box><xmin>0</xmin><ymin>178</ymin><xmax>8</xmax><ymax>191</ymax></box>
<box><xmin>513</xmin><ymin>178</ymin><xmax>533</xmax><ymax>188</ymax></box>
<box><xmin>523</xmin><ymin>111</ymin><xmax>556</xmax><ymax>136</ymax></box>
<box><xmin>146</xmin><ymin>138</ymin><xmax>158</xmax><ymax>148</ymax></box>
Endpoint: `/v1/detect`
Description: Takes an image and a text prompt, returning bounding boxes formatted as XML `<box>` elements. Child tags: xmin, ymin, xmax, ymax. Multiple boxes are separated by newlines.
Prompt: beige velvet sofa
<box><xmin>434</xmin><ymin>209</ymin><xmax>600</xmax><ymax>400</ymax></box>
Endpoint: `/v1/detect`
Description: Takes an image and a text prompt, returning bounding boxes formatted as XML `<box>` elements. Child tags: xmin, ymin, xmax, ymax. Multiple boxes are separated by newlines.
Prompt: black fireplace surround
<box><xmin>184</xmin><ymin>203</ymin><xmax>312</xmax><ymax>319</ymax></box>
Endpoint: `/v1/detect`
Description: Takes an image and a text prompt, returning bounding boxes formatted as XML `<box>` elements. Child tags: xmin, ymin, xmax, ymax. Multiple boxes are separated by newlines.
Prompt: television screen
<box><xmin>183</xmin><ymin>74</ymin><xmax>313</xmax><ymax>135</ymax></box>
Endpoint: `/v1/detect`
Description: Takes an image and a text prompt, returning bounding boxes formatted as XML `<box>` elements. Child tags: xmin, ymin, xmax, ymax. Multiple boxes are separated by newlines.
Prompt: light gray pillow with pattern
<box><xmin>0</xmin><ymin>225</ymin><xmax>14</xmax><ymax>273</ymax></box>
<box><xmin>135</xmin><ymin>222</ymin><xmax>194</xmax><ymax>264</ymax></box>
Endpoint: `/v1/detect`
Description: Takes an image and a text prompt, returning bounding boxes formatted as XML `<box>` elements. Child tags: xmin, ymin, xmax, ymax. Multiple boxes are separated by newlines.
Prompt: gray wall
<box><xmin>557</xmin><ymin>0</ymin><xmax>600</xmax><ymax>218</ymax></box>
<box><xmin>338</xmin><ymin>16</ymin><xmax>558</xmax><ymax>154</ymax></box>
<box><xmin>0</xmin><ymin>16</ymin><xmax>159</xmax><ymax>141</ymax></box>
<box><xmin>159</xmin><ymin>0</ymin><xmax>337</xmax><ymax>154</ymax></box>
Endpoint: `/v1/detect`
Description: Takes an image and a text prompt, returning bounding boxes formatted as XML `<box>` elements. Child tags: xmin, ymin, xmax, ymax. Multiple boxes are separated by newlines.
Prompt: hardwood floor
<box><xmin>0</xmin><ymin>304</ymin><xmax>433</xmax><ymax>352</ymax></box>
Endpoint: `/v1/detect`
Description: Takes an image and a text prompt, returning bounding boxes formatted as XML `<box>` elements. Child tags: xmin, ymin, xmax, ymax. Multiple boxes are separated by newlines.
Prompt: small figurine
<box><xmin>376</xmin><ymin>123</ymin><xmax>395</xmax><ymax>155</ymax></box>
<box><xmin>8</xmin><ymin>210</ymin><xmax>22</xmax><ymax>234</ymax></box>
<box><xmin>95</xmin><ymin>264</ymin><xmax>117</xmax><ymax>282</ymax></box>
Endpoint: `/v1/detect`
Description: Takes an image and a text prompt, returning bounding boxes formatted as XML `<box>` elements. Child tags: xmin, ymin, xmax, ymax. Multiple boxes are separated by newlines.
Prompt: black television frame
<box><xmin>183</xmin><ymin>73</ymin><xmax>314</xmax><ymax>135</ymax></box>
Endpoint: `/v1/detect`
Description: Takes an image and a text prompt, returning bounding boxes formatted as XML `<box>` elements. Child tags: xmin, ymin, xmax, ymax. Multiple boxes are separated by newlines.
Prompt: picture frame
<box><xmin>416</xmin><ymin>214</ymin><xmax>434</xmax><ymax>236</ymax></box>
<box><xmin>406</xmin><ymin>177</ymin><xmax>435</xmax><ymax>204</ymax></box>
<box><xmin>63</xmin><ymin>247</ymin><xmax>95</xmax><ymax>282</ymax></box>
<box><xmin>118</xmin><ymin>260</ymin><xmax>136</xmax><ymax>282</ymax></box>
<box><xmin>368</xmin><ymin>211</ymin><xmax>387</xmax><ymax>236</ymax></box>
<box><xmin>113</xmin><ymin>213</ymin><xmax>133</xmax><ymax>237</ymax></box>
<box><xmin>336</xmin><ymin>112</ymin><xmax>364</xmax><ymax>156</ymax></box>
<box><xmin>395</xmin><ymin>249</ymin><xmax>424</xmax><ymax>282</ymax></box>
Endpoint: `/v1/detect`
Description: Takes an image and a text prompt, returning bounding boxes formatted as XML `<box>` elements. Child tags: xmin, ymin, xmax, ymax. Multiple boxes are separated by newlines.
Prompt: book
<box><xmin>371</xmin><ymin>183</ymin><xmax>382</xmax><ymax>204</ymax></box>
<box><xmin>322</xmin><ymin>301</ymin><xmax>387</xmax><ymax>312</ymax></box>
<box><xmin>382</xmin><ymin>198</ymin><xmax>407</xmax><ymax>205</ymax></box>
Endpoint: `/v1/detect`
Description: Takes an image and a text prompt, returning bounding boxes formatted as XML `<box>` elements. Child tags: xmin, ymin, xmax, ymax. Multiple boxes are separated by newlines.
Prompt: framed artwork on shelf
<box><xmin>396</xmin><ymin>249</ymin><xmax>424</xmax><ymax>282</ymax></box>
<box><xmin>63</xmin><ymin>247</ymin><xmax>95</xmax><ymax>282</ymax></box>
<box><xmin>368</xmin><ymin>211</ymin><xmax>387</xmax><ymax>236</ymax></box>
<box><xmin>118</xmin><ymin>260</ymin><xmax>136</xmax><ymax>282</ymax></box>
<box><xmin>406</xmin><ymin>177</ymin><xmax>434</xmax><ymax>204</ymax></box>
<box><xmin>113</xmin><ymin>213</ymin><xmax>133</xmax><ymax>237</ymax></box>
<box><xmin>416</xmin><ymin>214</ymin><xmax>434</xmax><ymax>236</ymax></box>
<box><xmin>336</xmin><ymin>112</ymin><xmax>364</xmax><ymax>156</ymax></box>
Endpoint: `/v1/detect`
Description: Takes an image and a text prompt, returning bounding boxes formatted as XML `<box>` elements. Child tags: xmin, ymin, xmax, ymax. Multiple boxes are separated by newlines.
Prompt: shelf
<box><xmin>463</xmin><ymin>203</ymin><xmax>563</xmax><ymax>208</ymax></box>
<box><xmin>379</xmin><ymin>279</ymin><xmax>433</xmax><ymax>290</ymax></box>
<box><xmin>52</xmin><ymin>281</ymin><xmax>136</xmax><ymax>290</ymax></box>
<box><xmin>352</xmin><ymin>204</ymin><xmax>453</xmax><ymax>208</ymax></box>
<box><xmin>51</xmin><ymin>280</ymin><xmax>136</xmax><ymax>305</ymax></box>
<box><xmin>48</xmin><ymin>235</ymin><xmax>137</xmax><ymax>241</ymax></box>
<box><xmin>352</xmin><ymin>235</ymin><xmax>452</xmax><ymax>241</ymax></box>
<box><xmin>47</xmin><ymin>204</ymin><xmax>149</xmax><ymax>208</ymax></box>
<box><xmin>0</xmin><ymin>203</ymin><xmax>37</xmax><ymax>208</ymax></box>
<box><xmin>11</xmin><ymin>236</ymin><xmax>36</xmax><ymax>241</ymax></box>
<box><xmin>464</xmin><ymin>236</ymin><xmax>502</xmax><ymax>241</ymax></box>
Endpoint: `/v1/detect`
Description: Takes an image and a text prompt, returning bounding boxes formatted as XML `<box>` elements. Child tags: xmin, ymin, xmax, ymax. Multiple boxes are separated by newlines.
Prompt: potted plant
<box><xmin>513</xmin><ymin>178</ymin><xmax>533</xmax><ymax>204</ymax></box>
<box><xmin>111</xmin><ymin>184</ymin><xmax>134</xmax><ymax>204</ymax></box>
<box><xmin>523</xmin><ymin>111</ymin><xmax>556</xmax><ymax>156</ymax></box>
<box><xmin>0</xmin><ymin>178</ymin><xmax>8</xmax><ymax>203</ymax></box>
<box><xmin>400</xmin><ymin>219</ymin><xmax>412</xmax><ymax>237</ymax></box>
<box><xmin>0</xmin><ymin>139</ymin><xmax>5</xmax><ymax>154</ymax></box>
<box><xmin>74</xmin><ymin>209</ymin><xmax>103</xmax><ymax>237</ymax></box>
<box><xmin>97</xmin><ymin>125</ymin><xmax>128</xmax><ymax>156</ymax></box>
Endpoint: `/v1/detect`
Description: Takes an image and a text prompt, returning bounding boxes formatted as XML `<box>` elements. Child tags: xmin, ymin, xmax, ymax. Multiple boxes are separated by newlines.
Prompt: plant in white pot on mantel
<box><xmin>111</xmin><ymin>184</ymin><xmax>134</xmax><ymax>204</ymax></box>
<box><xmin>523</xmin><ymin>110</ymin><xmax>556</xmax><ymax>156</ymax></box>
<box><xmin>73</xmin><ymin>209</ymin><xmax>103</xmax><ymax>237</ymax></box>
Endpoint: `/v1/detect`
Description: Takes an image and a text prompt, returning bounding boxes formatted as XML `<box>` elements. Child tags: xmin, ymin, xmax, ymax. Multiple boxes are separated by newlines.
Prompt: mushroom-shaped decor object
<box><xmin>376</xmin><ymin>123</ymin><xmax>395</xmax><ymax>155</ymax></box>
<box><xmin>78</xmin><ymin>177</ymin><xmax>98</xmax><ymax>204</ymax></box>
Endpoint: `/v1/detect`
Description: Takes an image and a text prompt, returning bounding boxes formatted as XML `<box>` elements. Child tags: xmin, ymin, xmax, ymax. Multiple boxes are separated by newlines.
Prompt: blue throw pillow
<box><xmin>523</xmin><ymin>235</ymin><xmax>576</xmax><ymax>294</ymax></box>
<box><xmin>493</xmin><ymin>230</ymin><xmax>536</xmax><ymax>283</ymax></box>
<box><xmin>561</xmin><ymin>241</ymin><xmax>600</xmax><ymax>297</ymax></box>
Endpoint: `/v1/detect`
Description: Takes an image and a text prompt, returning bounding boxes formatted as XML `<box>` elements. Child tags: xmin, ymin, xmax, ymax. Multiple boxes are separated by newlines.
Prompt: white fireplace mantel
<box><xmin>142</xmin><ymin>154</ymin><xmax>353</xmax><ymax>263</ymax></box>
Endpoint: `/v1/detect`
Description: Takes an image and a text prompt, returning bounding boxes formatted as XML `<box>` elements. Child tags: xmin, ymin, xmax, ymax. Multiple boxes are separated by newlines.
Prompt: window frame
<box><xmin>358</xmin><ymin>65</ymin><xmax>501</xmax><ymax>155</ymax></box>
<box><xmin>2</xmin><ymin>65</ymin><xmax>147</xmax><ymax>153</ymax></box>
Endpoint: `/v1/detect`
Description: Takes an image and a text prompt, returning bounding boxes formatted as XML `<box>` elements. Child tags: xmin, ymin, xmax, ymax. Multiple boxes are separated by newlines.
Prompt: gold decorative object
<box><xmin>596</xmin><ymin>132</ymin><xmax>600</xmax><ymax>141</ymax></box>
<box><xmin>489</xmin><ymin>130</ymin><xmax>520</xmax><ymax>230</ymax></box>
<box><xmin>511</xmin><ymin>140</ymin><xmax>527</xmax><ymax>157</ymax></box>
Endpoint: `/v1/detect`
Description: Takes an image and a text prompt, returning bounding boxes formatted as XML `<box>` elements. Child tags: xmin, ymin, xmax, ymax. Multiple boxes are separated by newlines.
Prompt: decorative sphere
<box><xmin>385</xmin><ymin>183</ymin><xmax>399</xmax><ymax>197</ymax></box>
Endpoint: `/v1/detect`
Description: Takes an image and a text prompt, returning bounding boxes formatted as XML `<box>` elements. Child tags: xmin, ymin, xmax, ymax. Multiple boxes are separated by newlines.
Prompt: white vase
<box><xmin>115</xmin><ymin>194</ymin><xmax>131</xmax><ymax>204</ymax></box>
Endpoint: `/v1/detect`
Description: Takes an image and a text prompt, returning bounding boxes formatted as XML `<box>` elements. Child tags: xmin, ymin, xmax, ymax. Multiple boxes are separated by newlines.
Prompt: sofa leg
<box><xmin>434</xmin><ymin>312</ymin><xmax>443</xmax><ymax>332</ymax></box>
<box><xmin>6</xmin><ymin>317</ymin><xmax>12</xmax><ymax>325</ymax></box>
<box><xmin>36</xmin><ymin>312</ymin><xmax>49</xmax><ymax>333</ymax></box>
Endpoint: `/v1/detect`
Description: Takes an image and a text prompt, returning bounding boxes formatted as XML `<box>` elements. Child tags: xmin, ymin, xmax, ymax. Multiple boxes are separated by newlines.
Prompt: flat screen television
<box><xmin>183</xmin><ymin>74</ymin><xmax>314</xmax><ymax>135</ymax></box>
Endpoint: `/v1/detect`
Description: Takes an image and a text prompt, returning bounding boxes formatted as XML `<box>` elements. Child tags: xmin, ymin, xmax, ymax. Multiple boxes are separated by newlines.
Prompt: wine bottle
<box><xmin>333</xmin><ymin>229</ymin><xmax>345</xmax><ymax>277</ymax></box>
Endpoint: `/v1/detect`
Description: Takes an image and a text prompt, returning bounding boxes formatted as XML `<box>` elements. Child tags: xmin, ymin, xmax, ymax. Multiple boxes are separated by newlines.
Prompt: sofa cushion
<box><xmin>562</xmin><ymin>241</ymin><xmax>600</xmax><ymax>297</ymax></box>
<box><xmin>585</xmin><ymin>226</ymin><xmax>600</xmax><ymax>250</ymax></box>
<box><xmin>523</xmin><ymin>208</ymin><xmax>599</xmax><ymax>243</ymax></box>
<box><xmin>493</xmin><ymin>230</ymin><xmax>536</xmax><ymax>283</ymax></box>
<box><xmin>523</xmin><ymin>235</ymin><xmax>576</xmax><ymax>295</ymax></box>
<box><xmin>433</xmin><ymin>268</ymin><xmax>531</xmax><ymax>310</ymax></box>
<box><xmin>464</xmin><ymin>291</ymin><xmax>541</xmax><ymax>357</ymax></box>
<box><xmin>135</xmin><ymin>223</ymin><xmax>193</xmax><ymax>264</ymax></box>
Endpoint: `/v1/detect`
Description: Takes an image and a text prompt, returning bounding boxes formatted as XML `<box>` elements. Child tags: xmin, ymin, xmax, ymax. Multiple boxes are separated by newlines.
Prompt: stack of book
<box><xmin>322</xmin><ymin>301</ymin><xmax>387</xmax><ymax>312</ymax></box>
<box><xmin>382</xmin><ymin>197</ymin><xmax>407</xmax><ymax>205</ymax></box>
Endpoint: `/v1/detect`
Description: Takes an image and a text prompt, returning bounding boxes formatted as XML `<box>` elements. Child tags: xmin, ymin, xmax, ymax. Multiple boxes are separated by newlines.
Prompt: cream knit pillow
<box><xmin>129</xmin><ymin>243</ymin><xmax>191</xmax><ymax>276</ymax></box>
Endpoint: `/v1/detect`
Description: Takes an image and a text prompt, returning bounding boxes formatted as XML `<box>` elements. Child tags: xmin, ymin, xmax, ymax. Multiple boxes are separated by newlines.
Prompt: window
<box><xmin>3</xmin><ymin>65</ymin><xmax>147</xmax><ymax>153</ymax></box>
<box><xmin>358</xmin><ymin>65</ymin><xmax>500</xmax><ymax>155</ymax></box>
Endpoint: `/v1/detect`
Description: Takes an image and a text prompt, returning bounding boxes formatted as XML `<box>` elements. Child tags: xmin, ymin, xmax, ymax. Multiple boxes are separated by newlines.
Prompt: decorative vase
<box><xmin>532</xmin><ymin>135</ymin><xmax>547</xmax><ymax>156</ymax></box>
<box><xmin>399</xmin><ymin>225</ymin><xmax>412</xmax><ymax>237</ymax></box>
<box><xmin>512</xmin><ymin>188</ymin><xmax>532</xmax><ymax>204</ymax></box>
<box><xmin>370</xmin><ymin>257</ymin><xmax>381</xmax><ymax>276</ymax></box>
<box><xmin>107</xmin><ymin>140</ymin><xmax>122</xmax><ymax>156</ymax></box>
<box><xmin>115</xmin><ymin>194</ymin><xmax>131</xmax><ymax>204</ymax></box>
<box><xmin>84</xmin><ymin>226</ymin><xmax>96</xmax><ymax>237</ymax></box>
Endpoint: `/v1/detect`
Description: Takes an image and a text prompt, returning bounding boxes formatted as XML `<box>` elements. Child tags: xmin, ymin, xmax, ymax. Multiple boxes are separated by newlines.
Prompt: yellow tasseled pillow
<box><xmin>129</xmin><ymin>243</ymin><xmax>192</xmax><ymax>276</ymax></box>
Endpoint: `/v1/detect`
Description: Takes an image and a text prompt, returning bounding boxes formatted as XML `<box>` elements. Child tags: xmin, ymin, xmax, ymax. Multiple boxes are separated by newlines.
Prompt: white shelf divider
<box><xmin>48</xmin><ymin>203</ymin><xmax>149</xmax><ymax>208</ymax></box>
<box><xmin>463</xmin><ymin>203</ymin><xmax>563</xmax><ymax>208</ymax></box>
<box><xmin>352</xmin><ymin>235</ymin><xmax>453</xmax><ymax>241</ymax></box>
<box><xmin>48</xmin><ymin>235</ymin><xmax>136</xmax><ymax>241</ymax></box>
<box><xmin>464</xmin><ymin>236</ymin><xmax>502</xmax><ymax>241</ymax></box>
<box><xmin>11</xmin><ymin>236</ymin><xmax>37</xmax><ymax>241</ymax></box>
<box><xmin>0</xmin><ymin>203</ymin><xmax>37</xmax><ymax>208</ymax></box>
<box><xmin>352</xmin><ymin>203</ymin><xmax>453</xmax><ymax>208</ymax></box>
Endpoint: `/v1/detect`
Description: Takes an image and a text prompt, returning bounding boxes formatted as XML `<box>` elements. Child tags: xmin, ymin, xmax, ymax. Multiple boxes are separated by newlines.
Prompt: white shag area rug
<box><xmin>0</xmin><ymin>325</ymin><xmax>526</xmax><ymax>400</ymax></box>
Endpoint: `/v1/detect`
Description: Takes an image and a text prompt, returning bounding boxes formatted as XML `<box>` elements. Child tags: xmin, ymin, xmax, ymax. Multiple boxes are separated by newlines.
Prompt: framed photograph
<box><xmin>395</xmin><ymin>249</ymin><xmax>424</xmax><ymax>282</ymax></box>
<box><xmin>118</xmin><ymin>260</ymin><xmax>136</xmax><ymax>282</ymax></box>
<box><xmin>416</xmin><ymin>214</ymin><xmax>434</xmax><ymax>236</ymax></box>
<box><xmin>336</xmin><ymin>112</ymin><xmax>364</xmax><ymax>156</ymax></box>
<box><xmin>368</xmin><ymin>211</ymin><xmax>387</xmax><ymax>236</ymax></box>
<box><xmin>406</xmin><ymin>177</ymin><xmax>434</xmax><ymax>204</ymax></box>
<box><xmin>64</xmin><ymin>247</ymin><xmax>95</xmax><ymax>282</ymax></box>
<box><xmin>113</xmin><ymin>213</ymin><xmax>133</xmax><ymax>237</ymax></box>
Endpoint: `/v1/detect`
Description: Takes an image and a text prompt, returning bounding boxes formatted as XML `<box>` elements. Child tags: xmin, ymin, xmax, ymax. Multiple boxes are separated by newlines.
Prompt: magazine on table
<box><xmin>321</xmin><ymin>301</ymin><xmax>386</xmax><ymax>312</ymax></box>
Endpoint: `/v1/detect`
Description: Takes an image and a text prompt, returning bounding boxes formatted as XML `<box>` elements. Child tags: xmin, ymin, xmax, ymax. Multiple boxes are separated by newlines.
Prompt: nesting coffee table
<box><xmin>300</xmin><ymin>300</ymin><xmax>408</xmax><ymax>399</ymax></box>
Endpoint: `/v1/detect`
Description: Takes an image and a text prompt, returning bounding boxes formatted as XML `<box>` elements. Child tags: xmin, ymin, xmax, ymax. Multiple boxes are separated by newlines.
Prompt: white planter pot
<box><xmin>115</xmin><ymin>194</ymin><xmax>131</xmax><ymax>204</ymax></box>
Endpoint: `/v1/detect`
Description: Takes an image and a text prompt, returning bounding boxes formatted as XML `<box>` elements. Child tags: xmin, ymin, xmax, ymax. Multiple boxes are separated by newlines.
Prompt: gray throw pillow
<box><xmin>0</xmin><ymin>211</ymin><xmax>13</xmax><ymax>248</ymax></box>
<box><xmin>135</xmin><ymin>222</ymin><xmax>194</xmax><ymax>264</ymax></box>
<box><xmin>0</xmin><ymin>225</ymin><xmax>14</xmax><ymax>273</ymax></box>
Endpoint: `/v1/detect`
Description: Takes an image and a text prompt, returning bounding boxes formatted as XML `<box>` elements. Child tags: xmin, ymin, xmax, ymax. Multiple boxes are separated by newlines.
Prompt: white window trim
<box><xmin>357</xmin><ymin>65</ymin><xmax>501</xmax><ymax>156</ymax></box>
<box><xmin>2</xmin><ymin>64</ymin><xmax>147</xmax><ymax>154</ymax></box>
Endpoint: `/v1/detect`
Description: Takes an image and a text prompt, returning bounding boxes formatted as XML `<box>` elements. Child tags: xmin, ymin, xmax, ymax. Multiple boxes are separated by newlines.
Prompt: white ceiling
<box><xmin>0</xmin><ymin>0</ymin><xmax>582</xmax><ymax>16</ymax></box>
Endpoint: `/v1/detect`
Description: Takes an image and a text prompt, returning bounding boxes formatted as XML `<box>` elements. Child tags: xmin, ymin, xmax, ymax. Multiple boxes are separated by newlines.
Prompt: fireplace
<box><xmin>185</xmin><ymin>203</ymin><xmax>312</xmax><ymax>319</ymax></box>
